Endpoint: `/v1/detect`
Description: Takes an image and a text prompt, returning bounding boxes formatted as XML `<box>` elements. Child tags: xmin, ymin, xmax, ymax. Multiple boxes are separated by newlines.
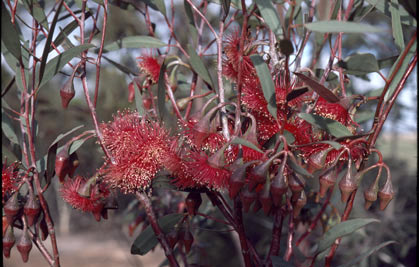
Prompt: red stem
<box><xmin>233</xmin><ymin>197</ymin><xmax>253</xmax><ymax>267</ymax></box>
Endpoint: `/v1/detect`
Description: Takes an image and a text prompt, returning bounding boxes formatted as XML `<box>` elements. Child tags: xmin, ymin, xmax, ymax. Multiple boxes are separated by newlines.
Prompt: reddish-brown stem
<box><xmin>284</xmin><ymin>200</ymin><xmax>295</xmax><ymax>262</ymax></box>
<box><xmin>136</xmin><ymin>192</ymin><xmax>180</xmax><ymax>267</ymax></box>
<box><xmin>233</xmin><ymin>197</ymin><xmax>253</xmax><ymax>267</ymax></box>
<box><xmin>296</xmin><ymin>189</ymin><xmax>333</xmax><ymax>246</ymax></box>
<box><xmin>196</xmin><ymin>212</ymin><xmax>231</xmax><ymax>226</ymax></box>
<box><xmin>265</xmin><ymin>208</ymin><xmax>285</xmax><ymax>266</ymax></box>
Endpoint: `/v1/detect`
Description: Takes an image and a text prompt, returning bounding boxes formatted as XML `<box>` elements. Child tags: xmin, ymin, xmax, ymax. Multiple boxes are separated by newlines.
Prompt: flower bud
<box><xmin>378</xmin><ymin>180</ymin><xmax>394</xmax><ymax>211</ymax></box>
<box><xmin>4</xmin><ymin>193</ymin><xmax>20</xmax><ymax>225</ymax></box>
<box><xmin>185</xmin><ymin>192</ymin><xmax>202</xmax><ymax>216</ymax></box>
<box><xmin>55</xmin><ymin>148</ymin><xmax>70</xmax><ymax>183</ymax></box>
<box><xmin>248</xmin><ymin>158</ymin><xmax>274</xmax><ymax>191</ymax></box>
<box><xmin>271</xmin><ymin>173</ymin><xmax>288</xmax><ymax>207</ymax></box>
<box><xmin>339</xmin><ymin>165</ymin><xmax>357</xmax><ymax>203</ymax></box>
<box><xmin>292</xmin><ymin>190</ymin><xmax>307</xmax><ymax>218</ymax></box>
<box><xmin>363</xmin><ymin>183</ymin><xmax>378</xmax><ymax>210</ymax></box>
<box><xmin>17</xmin><ymin>229</ymin><xmax>32</xmax><ymax>263</ymax></box>
<box><xmin>128</xmin><ymin>82</ymin><xmax>135</xmax><ymax>103</ymax></box>
<box><xmin>240</xmin><ymin>187</ymin><xmax>257</xmax><ymax>213</ymax></box>
<box><xmin>228</xmin><ymin>161</ymin><xmax>254</xmax><ymax>199</ymax></box>
<box><xmin>318</xmin><ymin>166</ymin><xmax>338</xmax><ymax>198</ymax></box>
<box><xmin>60</xmin><ymin>76</ymin><xmax>75</xmax><ymax>109</ymax></box>
<box><xmin>307</xmin><ymin>149</ymin><xmax>328</xmax><ymax>173</ymax></box>
<box><xmin>289</xmin><ymin>173</ymin><xmax>305</xmax><ymax>201</ymax></box>
<box><xmin>3</xmin><ymin>226</ymin><xmax>15</xmax><ymax>258</ymax></box>
<box><xmin>259</xmin><ymin>179</ymin><xmax>272</xmax><ymax>215</ymax></box>
<box><xmin>24</xmin><ymin>194</ymin><xmax>41</xmax><ymax>226</ymax></box>
<box><xmin>183</xmin><ymin>229</ymin><xmax>194</xmax><ymax>254</ymax></box>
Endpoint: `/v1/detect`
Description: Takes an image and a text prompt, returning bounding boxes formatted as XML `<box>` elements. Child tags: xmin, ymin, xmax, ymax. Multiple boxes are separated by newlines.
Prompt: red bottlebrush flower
<box><xmin>2</xmin><ymin>161</ymin><xmax>20</xmax><ymax>200</ymax></box>
<box><xmin>137</xmin><ymin>55</ymin><xmax>161</xmax><ymax>83</ymax></box>
<box><xmin>314</xmin><ymin>97</ymin><xmax>354</xmax><ymax>126</ymax></box>
<box><xmin>101</xmin><ymin>111</ymin><xmax>173</xmax><ymax>193</ymax></box>
<box><xmin>184</xmin><ymin>151</ymin><xmax>231</xmax><ymax>191</ymax></box>
<box><xmin>253</xmin><ymin>111</ymin><xmax>280</xmax><ymax>142</ymax></box>
<box><xmin>60</xmin><ymin>176</ymin><xmax>105</xmax><ymax>214</ymax></box>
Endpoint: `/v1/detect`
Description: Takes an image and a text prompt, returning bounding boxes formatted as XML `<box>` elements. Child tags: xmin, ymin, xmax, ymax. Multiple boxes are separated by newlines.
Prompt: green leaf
<box><xmin>354</xmin><ymin>111</ymin><xmax>375</xmax><ymax>124</ymax></box>
<box><xmin>68</xmin><ymin>138</ymin><xmax>88</xmax><ymax>155</ymax></box>
<box><xmin>294</xmin><ymin>72</ymin><xmax>340</xmax><ymax>103</ymax></box>
<box><xmin>377</xmin><ymin>56</ymin><xmax>398</xmax><ymax>69</ymax></box>
<box><xmin>390</xmin><ymin>0</ymin><xmax>405</xmax><ymax>51</ymax></box>
<box><xmin>157</xmin><ymin>61</ymin><xmax>168</xmax><ymax>121</ymax></box>
<box><xmin>384</xmin><ymin>39</ymin><xmax>416</xmax><ymax>101</ymax></box>
<box><xmin>134</xmin><ymin>81</ymin><xmax>145</xmax><ymax>117</ymax></box>
<box><xmin>271</xmin><ymin>256</ymin><xmax>295</xmax><ymax>267</ymax></box>
<box><xmin>336</xmin><ymin>241</ymin><xmax>397</xmax><ymax>267</ymax></box>
<box><xmin>37</xmin><ymin>0</ymin><xmax>64</xmax><ymax>88</ymax></box>
<box><xmin>255</xmin><ymin>0</ymin><xmax>282</xmax><ymax>36</ymax></box>
<box><xmin>337</xmin><ymin>53</ymin><xmax>379</xmax><ymax>76</ymax></box>
<box><xmin>187</xmin><ymin>44</ymin><xmax>214</xmax><ymax>89</ymax></box>
<box><xmin>103</xmin><ymin>55</ymin><xmax>138</xmax><ymax>76</ymax></box>
<box><xmin>317</xmin><ymin>218</ymin><xmax>380</xmax><ymax>253</ymax></box>
<box><xmin>304</xmin><ymin>21</ymin><xmax>383</xmax><ymax>33</ymax></box>
<box><xmin>318</xmin><ymin>141</ymin><xmax>342</xmax><ymax>150</ymax></box>
<box><xmin>231</xmin><ymin>137</ymin><xmax>264</xmax><ymax>153</ymax></box>
<box><xmin>288</xmin><ymin>156</ymin><xmax>313</xmax><ymax>178</ymax></box>
<box><xmin>131</xmin><ymin>213</ymin><xmax>183</xmax><ymax>255</ymax></box>
<box><xmin>22</xmin><ymin>0</ymin><xmax>49</xmax><ymax>30</ymax></box>
<box><xmin>39</xmin><ymin>44</ymin><xmax>95</xmax><ymax>89</ymax></box>
<box><xmin>250</xmin><ymin>54</ymin><xmax>277</xmax><ymax>119</ymax></box>
<box><xmin>102</xmin><ymin>36</ymin><xmax>166</xmax><ymax>52</ymax></box>
<box><xmin>139</xmin><ymin>0</ymin><xmax>166</xmax><ymax>16</ymax></box>
<box><xmin>2</xmin><ymin>110</ymin><xmax>19</xmax><ymax>145</ymax></box>
<box><xmin>1</xmin><ymin>1</ymin><xmax>22</xmax><ymax>60</ymax></box>
<box><xmin>50</xmin><ymin>12</ymin><xmax>92</xmax><ymax>52</ymax></box>
<box><xmin>365</xmin><ymin>0</ymin><xmax>416</xmax><ymax>26</ymax></box>
<box><xmin>298</xmin><ymin>113</ymin><xmax>353</xmax><ymax>138</ymax></box>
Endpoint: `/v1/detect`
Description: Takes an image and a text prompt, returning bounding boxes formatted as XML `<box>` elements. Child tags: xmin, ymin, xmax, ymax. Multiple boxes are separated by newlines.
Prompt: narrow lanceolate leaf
<box><xmin>2</xmin><ymin>110</ymin><xmax>19</xmax><ymax>145</ymax></box>
<box><xmin>304</xmin><ymin>21</ymin><xmax>383</xmax><ymax>33</ymax></box>
<box><xmin>255</xmin><ymin>0</ymin><xmax>282</xmax><ymax>36</ymax></box>
<box><xmin>103</xmin><ymin>56</ymin><xmax>138</xmax><ymax>76</ymax></box>
<box><xmin>68</xmin><ymin>138</ymin><xmax>89</xmax><ymax>155</ymax></box>
<box><xmin>336</xmin><ymin>241</ymin><xmax>397</xmax><ymax>267</ymax></box>
<box><xmin>50</xmin><ymin>12</ymin><xmax>92</xmax><ymax>52</ymax></box>
<box><xmin>390</xmin><ymin>0</ymin><xmax>405</xmax><ymax>51</ymax></box>
<box><xmin>1</xmin><ymin>1</ymin><xmax>22</xmax><ymax>60</ymax></box>
<box><xmin>384</xmin><ymin>39</ymin><xmax>416</xmax><ymax>101</ymax></box>
<box><xmin>298</xmin><ymin>113</ymin><xmax>353</xmax><ymax>138</ymax></box>
<box><xmin>250</xmin><ymin>54</ymin><xmax>277</xmax><ymax>119</ymax></box>
<box><xmin>133</xmin><ymin>81</ymin><xmax>145</xmax><ymax>117</ymax></box>
<box><xmin>139</xmin><ymin>0</ymin><xmax>166</xmax><ymax>16</ymax></box>
<box><xmin>22</xmin><ymin>0</ymin><xmax>49</xmax><ymax>30</ymax></box>
<box><xmin>286</xmin><ymin>87</ymin><xmax>309</xmax><ymax>102</ymax></box>
<box><xmin>187</xmin><ymin>44</ymin><xmax>214</xmax><ymax>89</ymax></box>
<box><xmin>294</xmin><ymin>72</ymin><xmax>340</xmax><ymax>103</ymax></box>
<box><xmin>157</xmin><ymin>61</ymin><xmax>168</xmax><ymax>121</ymax></box>
<box><xmin>131</xmin><ymin>213</ymin><xmax>183</xmax><ymax>255</ymax></box>
<box><xmin>39</xmin><ymin>44</ymin><xmax>95</xmax><ymax>90</ymax></box>
<box><xmin>317</xmin><ymin>218</ymin><xmax>380</xmax><ymax>253</ymax></box>
<box><xmin>38</xmin><ymin>0</ymin><xmax>64</xmax><ymax>88</ymax></box>
<box><xmin>103</xmin><ymin>36</ymin><xmax>166</xmax><ymax>52</ymax></box>
<box><xmin>231</xmin><ymin>137</ymin><xmax>264</xmax><ymax>153</ymax></box>
<box><xmin>337</xmin><ymin>53</ymin><xmax>379</xmax><ymax>76</ymax></box>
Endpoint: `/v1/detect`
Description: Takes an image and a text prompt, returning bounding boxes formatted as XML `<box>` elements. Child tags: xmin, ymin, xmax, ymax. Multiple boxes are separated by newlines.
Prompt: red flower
<box><xmin>2</xmin><ymin>161</ymin><xmax>19</xmax><ymax>200</ymax></box>
<box><xmin>184</xmin><ymin>152</ymin><xmax>231</xmax><ymax>191</ymax></box>
<box><xmin>137</xmin><ymin>55</ymin><xmax>161</xmax><ymax>83</ymax></box>
<box><xmin>60</xmin><ymin>176</ymin><xmax>105</xmax><ymax>214</ymax></box>
<box><xmin>101</xmin><ymin>111</ymin><xmax>172</xmax><ymax>193</ymax></box>
<box><xmin>314</xmin><ymin>97</ymin><xmax>354</xmax><ymax>126</ymax></box>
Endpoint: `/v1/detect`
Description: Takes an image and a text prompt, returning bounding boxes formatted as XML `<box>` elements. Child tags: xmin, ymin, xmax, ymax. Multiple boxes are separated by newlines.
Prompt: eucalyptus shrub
<box><xmin>2</xmin><ymin>0</ymin><xmax>416</xmax><ymax>266</ymax></box>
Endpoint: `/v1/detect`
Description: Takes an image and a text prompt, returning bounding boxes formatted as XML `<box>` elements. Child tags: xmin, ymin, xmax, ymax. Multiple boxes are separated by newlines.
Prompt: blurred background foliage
<box><xmin>2</xmin><ymin>0</ymin><xmax>416</xmax><ymax>266</ymax></box>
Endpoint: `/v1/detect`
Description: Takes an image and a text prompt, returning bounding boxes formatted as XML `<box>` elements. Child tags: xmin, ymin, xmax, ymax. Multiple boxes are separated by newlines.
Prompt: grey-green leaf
<box><xmin>317</xmin><ymin>218</ymin><xmax>380</xmax><ymax>253</ymax></box>
<box><xmin>1</xmin><ymin>1</ymin><xmax>22</xmax><ymax>60</ymax></box>
<box><xmin>187</xmin><ymin>44</ymin><xmax>214</xmax><ymax>89</ymax></box>
<box><xmin>337</xmin><ymin>53</ymin><xmax>379</xmax><ymax>75</ymax></box>
<box><xmin>131</xmin><ymin>213</ymin><xmax>183</xmax><ymax>255</ymax></box>
<box><xmin>390</xmin><ymin>0</ymin><xmax>405</xmax><ymax>51</ymax></box>
<box><xmin>2</xmin><ymin>110</ymin><xmax>19</xmax><ymax>145</ymax></box>
<box><xmin>139</xmin><ymin>0</ymin><xmax>166</xmax><ymax>16</ymax></box>
<box><xmin>103</xmin><ymin>36</ymin><xmax>166</xmax><ymax>52</ymax></box>
<box><xmin>39</xmin><ymin>44</ymin><xmax>95</xmax><ymax>89</ymax></box>
<box><xmin>250</xmin><ymin>54</ymin><xmax>277</xmax><ymax>119</ymax></box>
<box><xmin>255</xmin><ymin>0</ymin><xmax>282</xmax><ymax>36</ymax></box>
<box><xmin>298</xmin><ymin>113</ymin><xmax>353</xmax><ymax>138</ymax></box>
<box><xmin>304</xmin><ymin>21</ymin><xmax>383</xmax><ymax>33</ymax></box>
<box><xmin>231</xmin><ymin>137</ymin><xmax>263</xmax><ymax>153</ymax></box>
<box><xmin>157</xmin><ymin>61</ymin><xmax>168</xmax><ymax>121</ymax></box>
<box><xmin>384</xmin><ymin>39</ymin><xmax>416</xmax><ymax>101</ymax></box>
<box><xmin>336</xmin><ymin>241</ymin><xmax>397</xmax><ymax>267</ymax></box>
<box><xmin>22</xmin><ymin>0</ymin><xmax>49</xmax><ymax>30</ymax></box>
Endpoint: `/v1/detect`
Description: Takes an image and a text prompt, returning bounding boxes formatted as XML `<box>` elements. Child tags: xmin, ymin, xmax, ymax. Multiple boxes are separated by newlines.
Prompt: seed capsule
<box><xmin>24</xmin><ymin>194</ymin><xmax>41</xmax><ymax>226</ymax></box>
<box><xmin>240</xmin><ymin>187</ymin><xmax>257</xmax><ymax>213</ymax></box>
<box><xmin>378</xmin><ymin>180</ymin><xmax>394</xmax><ymax>211</ymax></box>
<box><xmin>339</xmin><ymin>166</ymin><xmax>357</xmax><ymax>203</ymax></box>
<box><xmin>17</xmin><ymin>229</ymin><xmax>32</xmax><ymax>263</ymax></box>
<box><xmin>4</xmin><ymin>193</ymin><xmax>21</xmax><ymax>225</ymax></box>
<box><xmin>185</xmin><ymin>192</ymin><xmax>202</xmax><ymax>216</ymax></box>
<box><xmin>3</xmin><ymin>226</ymin><xmax>15</xmax><ymax>258</ymax></box>
<box><xmin>318</xmin><ymin>166</ymin><xmax>338</xmax><ymax>198</ymax></box>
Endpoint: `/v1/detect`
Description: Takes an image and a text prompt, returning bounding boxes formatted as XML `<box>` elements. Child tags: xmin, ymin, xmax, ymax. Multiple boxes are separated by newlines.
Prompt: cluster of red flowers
<box><xmin>2</xmin><ymin>161</ymin><xmax>20</xmax><ymax>201</ymax></box>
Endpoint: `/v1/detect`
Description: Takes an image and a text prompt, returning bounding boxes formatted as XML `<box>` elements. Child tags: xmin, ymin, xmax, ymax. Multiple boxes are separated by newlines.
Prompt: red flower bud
<box><xmin>3</xmin><ymin>226</ymin><xmax>15</xmax><ymax>258</ymax></box>
<box><xmin>271</xmin><ymin>169</ymin><xmax>288</xmax><ymax>206</ymax></box>
<box><xmin>363</xmin><ymin>182</ymin><xmax>378</xmax><ymax>210</ymax></box>
<box><xmin>183</xmin><ymin>229</ymin><xmax>194</xmax><ymax>253</ymax></box>
<box><xmin>289</xmin><ymin>173</ymin><xmax>305</xmax><ymax>201</ymax></box>
<box><xmin>307</xmin><ymin>149</ymin><xmax>329</xmax><ymax>173</ymax></box>
<box><xmin>55</xmin><ymin>148</ymin><xmax>70</xmax><ymax>183</ymax></box>
<box><xmin>128</xmin><ymin>82</ymin><xmax>136</xmax><ymax>103</ymax></box>
<box><xmin>4</xmin><ymin>193</ymin><xmax>20</xmax><ymax>225</ymax></box>
<box><xmin>318</xmin><ymin>166</ymin><xmax>338</xmax><ymax>198</ymax></box>
<box><xmin>17</xmin><ymin>229</ymin><xmax>32</xmax><ymax>263</ymax></box>
<box><xmin>241</xmin><ymin>187</ymin><xmax>257</xmax><ymax>213</ymax></box>
<box><xmin>248</xmin><ymin>157</ymin><xmax>275</xmax><ymax>191</ymax></box>
<box><xmin>185</xmin><ymin>192</ymin><xmax>202</xmax><ymax>216</ymax></box>
<box><xmin>259</xmin><ymin>179</ymin><xmax>272</xmax><ymax>215</ymax></box>
<box><xmin>292</xmin><ymin>190</ymin><xmax>307</xmax><ymax>218</ymax></box>
<box><xmin>60</xmin><ymin>74</ymin><xmax>75</xmax><ymax>109</ymax></box>
<box><xmin>339</xmin><ymin>165</ymin><xmax>357</xmax><ymax>203</ymax></box>
<box><xmin>228</xmin><ymin>161</ymin><xmax>254</xmax><ymax>199</ymax></box>
<box><xmin>24</xmin><ymin>194</ymin><xmax>40</xmax><ymax>226</ymax></box>
<box><xmin>378</xmin><ymin>179</ymin><xmax>394</xmax><ymax>211</ymax></box>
